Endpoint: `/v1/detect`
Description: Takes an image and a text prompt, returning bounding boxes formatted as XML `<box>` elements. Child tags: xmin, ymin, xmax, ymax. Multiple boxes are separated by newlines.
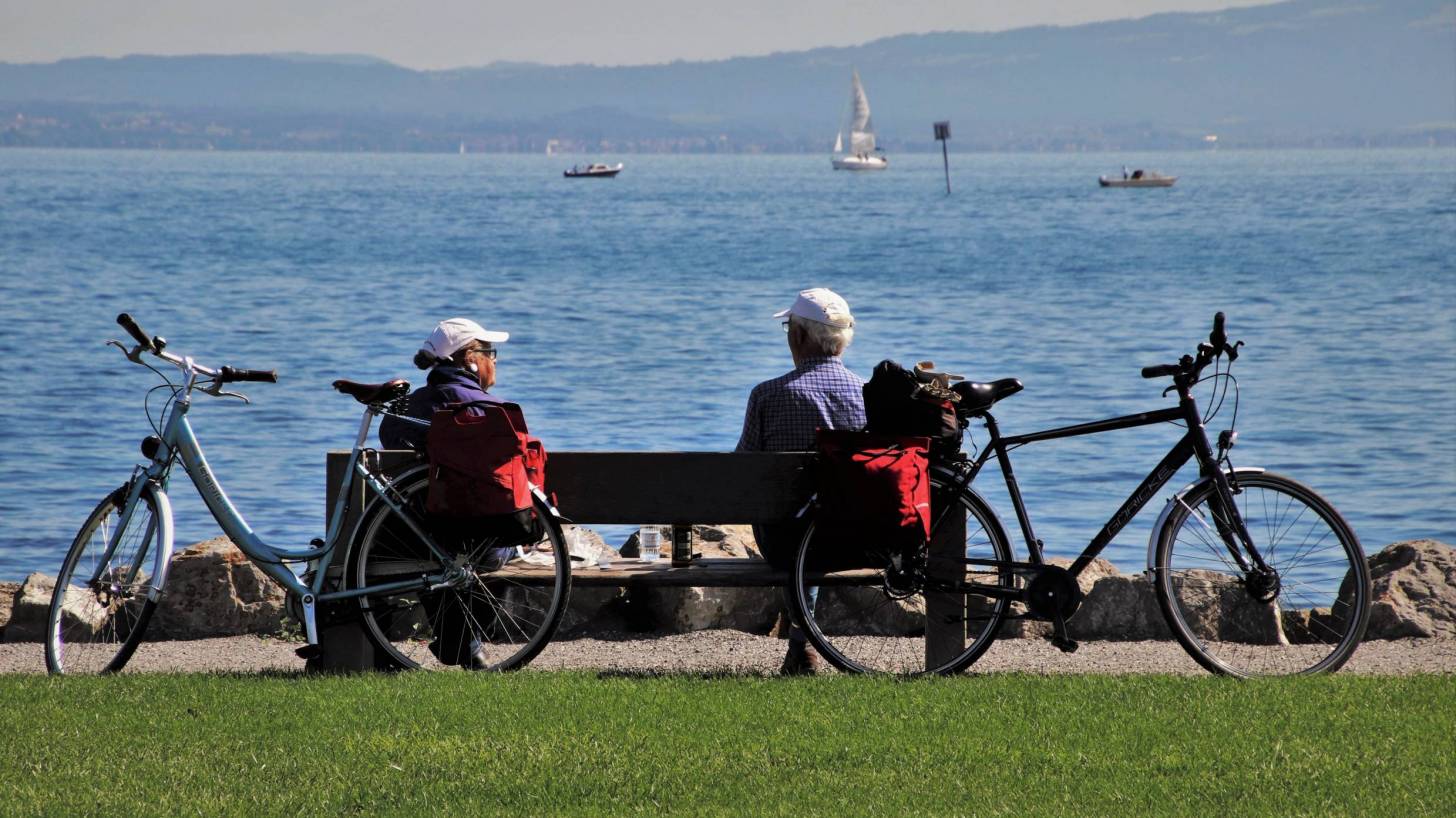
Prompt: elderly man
<box><xmin>737</xmin><ymin>287</ymin><xmax>865</xmax><ymax>674</ymax></box>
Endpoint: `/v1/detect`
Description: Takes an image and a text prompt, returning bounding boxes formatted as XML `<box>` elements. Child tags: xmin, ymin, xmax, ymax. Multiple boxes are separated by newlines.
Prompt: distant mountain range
<box><xmin>2</xmin><ymin>0</ymin><xmax>1452</xmax><ymax>152</ymax></box>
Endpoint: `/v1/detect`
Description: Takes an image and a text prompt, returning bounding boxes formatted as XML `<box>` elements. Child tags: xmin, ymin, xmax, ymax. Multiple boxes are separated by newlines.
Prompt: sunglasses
<box><xmin>469</xmin><ymin>345</ymin><xmax>498</xmax><ymax>360</ymax></box>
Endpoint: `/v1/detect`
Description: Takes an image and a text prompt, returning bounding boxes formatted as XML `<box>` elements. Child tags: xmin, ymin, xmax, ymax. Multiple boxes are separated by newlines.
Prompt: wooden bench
<box><xmin>314</xmin><ymin>449</ymin><xmax>966</xmax><ymax>671</ymax></box>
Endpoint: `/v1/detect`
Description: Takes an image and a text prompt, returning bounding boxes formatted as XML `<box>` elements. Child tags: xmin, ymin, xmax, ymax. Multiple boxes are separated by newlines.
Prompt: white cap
<box><xmin>420</xmin><ymin>317</ymin><xmax>509</xmax><ymax>360</ymax></box>
<box><xmin>773</xmin><ymin>288</ymin><xmax>854</xmax><ymax>328</ymax></box>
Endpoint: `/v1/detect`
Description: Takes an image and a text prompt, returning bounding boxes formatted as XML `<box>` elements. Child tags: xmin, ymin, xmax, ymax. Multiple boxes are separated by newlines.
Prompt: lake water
<box><xmin>0</xmin><ymin>147</ymin><xmax>1452</xmax><ymax>582</ymax></box>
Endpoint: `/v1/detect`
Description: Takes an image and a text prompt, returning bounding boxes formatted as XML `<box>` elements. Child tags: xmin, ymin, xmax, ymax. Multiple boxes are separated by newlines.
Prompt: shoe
<box><xmin>464</xmin><ymin>645</ymin><xmax>491</xmax><ymax>671</ymax></box>
<box><xmin>779</xmin><ymin>641</ymin><xmax>820</xmax><ymax>676</ymax></box>
<box><xmin>768</xmin><ymin>610</ymin><xmax>792</xmax><ymax>639</ymax></box>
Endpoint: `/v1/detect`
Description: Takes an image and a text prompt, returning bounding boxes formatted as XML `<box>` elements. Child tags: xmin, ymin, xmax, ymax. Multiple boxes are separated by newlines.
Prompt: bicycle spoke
<box><xmin>351</xmin><ymin>468</ymin><xmax>568</xmax><ymax>671</ymax></box>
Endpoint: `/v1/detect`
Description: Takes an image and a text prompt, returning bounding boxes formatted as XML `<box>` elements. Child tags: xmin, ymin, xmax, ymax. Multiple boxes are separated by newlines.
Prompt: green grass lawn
<box><xmin>1</xmin><ymin>672</ymin><xmax>1452</xmax><ymax>817</ymax></box>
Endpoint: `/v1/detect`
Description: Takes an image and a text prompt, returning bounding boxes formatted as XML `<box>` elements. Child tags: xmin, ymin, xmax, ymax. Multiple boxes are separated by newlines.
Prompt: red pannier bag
<box><xmin>425</xmin><ymin>401</ymin><xmax>547</xmax><ymax>543</ymax></box>
<box><xmin>811</xmin><ymin>429</ymin><xmax>932</xmax><ymax>570</ymax></box>
<box><xmin>492</xmin><ymin>402</ymin><xmax>551</xmax><ymax>501</ymax></box>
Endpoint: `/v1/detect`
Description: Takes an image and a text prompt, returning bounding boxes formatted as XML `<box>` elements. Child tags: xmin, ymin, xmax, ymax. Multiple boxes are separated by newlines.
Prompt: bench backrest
<box><xmin>326</xmin><ymin>450</ymin><xmax>814</xmax><ymax>529</ymax></box>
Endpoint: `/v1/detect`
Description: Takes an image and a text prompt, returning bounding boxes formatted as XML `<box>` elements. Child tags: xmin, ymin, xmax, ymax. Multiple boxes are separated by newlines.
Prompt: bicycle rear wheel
<box><xmin>790</xmin><ymin>475</ymin><xmax>1014</xmax><ymax>675</ymax></box>
<box><xmin>348</xmin><ymin>467</ymin><xmax>571</xmax><ymax>671</ymax></box>
<box><xmin>46</xmin><ymin>486</ymin><xmax>167</xmax><ymax>674</ymax></box>
<box><xmin>1154</xmin><ymin>471</ymin><xmax>1370</xmax><ymax>677</ymax></box>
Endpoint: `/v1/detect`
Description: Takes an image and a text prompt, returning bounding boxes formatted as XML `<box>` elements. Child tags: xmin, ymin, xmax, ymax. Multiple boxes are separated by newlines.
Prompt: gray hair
<box><xmin>791</xmin><ymin>314</ymin><xmax>854</xmax><ymax>357</ymax></box>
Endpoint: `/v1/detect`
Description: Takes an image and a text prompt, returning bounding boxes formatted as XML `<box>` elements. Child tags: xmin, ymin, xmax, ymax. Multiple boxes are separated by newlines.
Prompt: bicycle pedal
<box><xmin>294</xmin><ymin>644</ymin><xmax>323</xmax><ymax>660</ymax></box>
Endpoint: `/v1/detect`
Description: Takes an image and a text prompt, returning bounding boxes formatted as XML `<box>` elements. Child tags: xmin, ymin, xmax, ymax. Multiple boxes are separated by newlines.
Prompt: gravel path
<box><xmin>3</xmin><ymin>634</ymin><xmax>1453</xmax><ymax>676</ymax></box>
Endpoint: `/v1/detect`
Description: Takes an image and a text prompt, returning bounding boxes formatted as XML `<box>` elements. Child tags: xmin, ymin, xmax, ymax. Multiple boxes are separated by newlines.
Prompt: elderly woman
<box><xmin>380</xmin><ymin>317</ymin><xmax>516</xmax><ymax>670</ymax></box>
<box><xmin>379</xmin><ymin>317</ymin><xmax>508</xmax><ymax>452</ymax></box>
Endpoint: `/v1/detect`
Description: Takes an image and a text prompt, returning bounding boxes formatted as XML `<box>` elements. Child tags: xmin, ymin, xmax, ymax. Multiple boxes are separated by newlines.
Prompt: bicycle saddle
<box><xmin>332</xmin><ymin>378</ymin><xmax>411</xmax><ymax>404</ymax></box>
<box><xmin>951</xmin><ymin>378</ymin><xmax>1024</xmax><ymax>416</ymax></box>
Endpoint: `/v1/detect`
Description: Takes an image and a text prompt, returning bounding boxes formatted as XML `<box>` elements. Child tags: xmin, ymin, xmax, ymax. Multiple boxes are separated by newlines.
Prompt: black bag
<box><xmin>862</xmin><ymin>360</ymin><xmax>963</xmax><ymax>456</ymax></box>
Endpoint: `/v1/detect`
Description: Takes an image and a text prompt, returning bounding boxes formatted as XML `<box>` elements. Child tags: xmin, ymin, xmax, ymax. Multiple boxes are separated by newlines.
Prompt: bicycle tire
<box><xmin>1154</xmin><ymin>471</ymin><xmax>1370</xmax><ymax>677</ymax></box>
<box><xmin>348</xmin><ymin>466</ymin><xmax>571</xmax><ymax>671</ymax></box>
<box><xmin>790</xmin><ymin>473</ymin><xmax>1014</xmax><ymax>675</ymax></box>
<box><xmin>45</xmin><ymin>486</ymin><xmax>167</xmax><ymax>674</ymax></box>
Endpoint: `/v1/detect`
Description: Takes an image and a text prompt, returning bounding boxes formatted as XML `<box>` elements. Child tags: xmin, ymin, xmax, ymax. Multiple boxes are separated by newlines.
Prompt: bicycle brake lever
<box><xmin>1226</xmin><ymin>340</ymin><xmax>1243</xmax><ymax>362</ymax></box>
<box><xmin>201</xmin><ymin>382</ymin><xmax>251</xmax><ymax>403</ymax></box>
<box><xmin>108</xmin><ymin>339</ymin><xmax>147</xmax><ymax>364</ymax></box>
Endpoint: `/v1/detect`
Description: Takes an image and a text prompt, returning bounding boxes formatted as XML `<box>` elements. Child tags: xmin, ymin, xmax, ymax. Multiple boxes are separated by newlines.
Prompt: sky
<box><xmin>0</xmin><ymin>0</ymin><xmax>1280</xmax><ymax>69</ymax></box>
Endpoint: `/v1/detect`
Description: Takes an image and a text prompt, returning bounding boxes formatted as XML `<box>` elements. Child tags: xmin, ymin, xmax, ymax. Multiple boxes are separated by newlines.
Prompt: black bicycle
<box><xmin>789</xmin><ymin>313</ymin><xmax>1372</xmax><ymax>677</ymax></box>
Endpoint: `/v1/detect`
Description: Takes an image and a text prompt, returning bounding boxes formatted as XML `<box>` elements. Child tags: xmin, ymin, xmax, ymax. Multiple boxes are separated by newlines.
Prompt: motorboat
<box><xmin>1100</xmin><ymin>168</ymin><xmax>1176</xmax><ymax>187</ymax></box>
<box><xmin>831</xmin><ymin>70</ymin><xmax>888</xmax><ymax>171</ymax></box>
<box><xmin>564</xmin><ymin>163</ymin><xmax>623</xmax><ymax>178</ymax></box>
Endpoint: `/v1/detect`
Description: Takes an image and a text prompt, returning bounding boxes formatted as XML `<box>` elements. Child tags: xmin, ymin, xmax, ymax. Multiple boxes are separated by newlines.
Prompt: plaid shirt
<box><xmin>736</xmin><ymin>356</ymin><xmax>866</xmax><ymax>452</ymax></box>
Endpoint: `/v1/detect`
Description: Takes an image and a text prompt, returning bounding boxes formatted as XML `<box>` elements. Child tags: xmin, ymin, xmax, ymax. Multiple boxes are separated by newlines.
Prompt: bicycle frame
<box><xmin>112</xmin><ymin>360</ymin><xmax>458</xmax><ymax>645</ymax></box>
<box><xmin>939</xmin><ymin>376</ymin><xmax>1268</xmax><ymax>588</ymax></box>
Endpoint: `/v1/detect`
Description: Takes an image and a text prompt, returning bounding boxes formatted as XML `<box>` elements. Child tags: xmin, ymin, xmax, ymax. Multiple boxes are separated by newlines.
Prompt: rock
<box><xmin>692</xmin><ymin>525</ymin><xmax>763</xmax><ymax>559</ymax></box>
<box><xmin>1364</xmin><ymin>539</ymin><xmax>1456</xmax><ymax>639</ymax></box>
<box><xmin>5</xmin><ymin>572</ymin><xmax>127</xmax><ymax>643</ymax></box>
<box><xmin>628</xmin><ymin>526</ymin><xmax>779</xmax><ymax>634</ymax></box>
<box><xmin>5</xmin><ymin>573</ymin><xmax>55</xmax><ymax>642</ymax></box>
<box><xmin>1069</xmin><ymin>572</ymin><xmax>1172</xmax><ymax>641</ymax></box>
<box><xmin>1000</xmin><ymin>557</ymin><xmax>1120</xmax><ymax>639</ymax></box>
<box><xmin>0</xmin><ymin>580</ymin><xmax>20</xmax><ymax>639</ymax></box>
<box><xmin>555</xmin><ymin>527</ymin><xmax>626</xmax><ymax>635</ymax></box>
<box><xmin>641</xmin><ymin>585</ymin><xmax>783</xmax><ymax>634</ymax></box>
<box><xmin>147</xmin><ymin>537</ymin><xmax>287</xmax><ymax>639</ymax></box>
<box><xmin>815</xmin><ymin>587</ymin><xmax>924</xmax><ymax>635</ymax></box>
<box><xmin>1158</xmin><ymin>568</ymin><xmax>1285</xmax><ymax>644</ymax></box>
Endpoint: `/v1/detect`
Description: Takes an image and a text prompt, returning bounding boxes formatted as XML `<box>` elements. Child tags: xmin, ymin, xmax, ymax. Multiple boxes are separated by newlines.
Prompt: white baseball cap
<box><xmin>773</xmin><ymin>288</ymin><xmax>854</xmax><ymax>328</ymax></box>
<box><xmin>420</xmin><ymin>317</ymin><xmax>509</xmax><ymax>360</ymax></box>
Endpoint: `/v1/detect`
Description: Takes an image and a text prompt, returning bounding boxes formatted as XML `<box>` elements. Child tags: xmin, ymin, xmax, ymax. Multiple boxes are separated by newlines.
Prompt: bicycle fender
<box><xmin>1144</xmin><ymin>467</ymin><xmax>1266</xmax><ymax>575</ymax></box>
<box><xmin>142</xmin><ymin>481</ymin><xmax>176</xmax><ymax>602</ymax></box>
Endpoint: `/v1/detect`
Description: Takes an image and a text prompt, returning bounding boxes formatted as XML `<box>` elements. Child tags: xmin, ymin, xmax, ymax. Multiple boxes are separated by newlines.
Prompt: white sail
<box><xmin>847</xmin><ymin>69</ymin><xmax>876</xmax><ymax>154</ymax></box>
<box><xmin>830</xmin><ymin>68</ymin><xmax>887</xmax><ymax>170</ymax></box>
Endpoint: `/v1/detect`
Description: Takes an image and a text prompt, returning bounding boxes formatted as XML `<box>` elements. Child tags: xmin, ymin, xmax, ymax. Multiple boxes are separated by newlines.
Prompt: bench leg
<box><xmin>305</xmin><ymin>614</ymin><xmax>377</xmax><ymax>673</ymax></box>
<box><xmin>924</xmin><ymin>503</ymin><xmax>968</xmax><ymax>671</ymax></box>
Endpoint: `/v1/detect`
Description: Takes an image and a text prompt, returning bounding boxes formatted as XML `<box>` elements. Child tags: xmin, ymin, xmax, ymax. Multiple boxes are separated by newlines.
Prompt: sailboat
<box><xmin>831</xmin><ymin>69</ymin><xmax>888</xmax><ymax>171</ymax></box>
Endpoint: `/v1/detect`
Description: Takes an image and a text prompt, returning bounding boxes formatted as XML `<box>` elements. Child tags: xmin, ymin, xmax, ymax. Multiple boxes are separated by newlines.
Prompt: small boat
<box><xmin>831</xmin><ymin>69</ymin><xmax>888</xmax><ymax>171</ymax></box>
<box><xmin>564</xmin><ymin>163</ymin><xmax>623</xmax><ymax>178</ymax></box>
<box><xmin>1100</xmin><ymin>168</ymin><xmax>1176</xmax><ymax>187</ymax></box>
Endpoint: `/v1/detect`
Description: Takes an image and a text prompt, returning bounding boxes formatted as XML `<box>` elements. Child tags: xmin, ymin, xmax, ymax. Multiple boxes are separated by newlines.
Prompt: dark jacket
<box><xmin>379</xmin><ymin>365</ymin><xmax>504</xmax><ymax>451</ymax></box>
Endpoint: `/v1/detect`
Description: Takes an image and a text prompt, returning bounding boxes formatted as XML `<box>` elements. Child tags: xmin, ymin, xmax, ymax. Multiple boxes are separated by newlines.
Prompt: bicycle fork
<box><xmin>1179</xmin><ymin>469</ymin><xmax>1280</xmax><ymax>600</ymax></box>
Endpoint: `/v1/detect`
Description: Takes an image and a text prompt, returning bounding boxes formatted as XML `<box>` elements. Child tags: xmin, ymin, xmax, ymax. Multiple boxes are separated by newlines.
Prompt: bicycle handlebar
<box><xmin>114</xmin><ymin>313</ymin><xmax>277</xmax><ymax>387</ymax></box>
<box><xmin>1140</xmin><ymin>364</ymin><xmax>1180</xmax><ymax>379</ymax></box>
<box><xmin>220</xmin><ymin>366</ymin><xmax>279</xmax><ymax>384</ymax></box>
<box><xmin>1141</xmin><ymin>312</ymin><xmax>1243</xmax><ymax>382</ymax></box>
<box><xmin>117</xmin><ymin>313</ymin><xmax>158</xmax><ymax>352</ymax></box>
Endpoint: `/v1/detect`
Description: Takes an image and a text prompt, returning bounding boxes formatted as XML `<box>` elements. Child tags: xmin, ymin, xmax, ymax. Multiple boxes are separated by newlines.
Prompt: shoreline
<box><xmin>3</xmin><ymin>633</ymin><xmax>1453</xmax><ymax>676</ymax></box>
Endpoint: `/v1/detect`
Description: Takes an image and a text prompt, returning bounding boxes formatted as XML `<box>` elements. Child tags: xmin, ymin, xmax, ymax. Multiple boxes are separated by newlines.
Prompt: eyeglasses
<box><xmin>471</xmin><ymin>345</ymin><xmax>498</xmax><ymax>360</ymax></box>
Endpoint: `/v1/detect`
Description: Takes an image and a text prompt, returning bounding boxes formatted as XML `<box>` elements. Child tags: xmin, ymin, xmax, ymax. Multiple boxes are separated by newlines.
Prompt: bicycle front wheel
<box><xmin>1154</xmin><ymin>471</ymin><xmax>1370</xmax><ymax>677</ymax></box>
<box><xmin>348</xmin><ymin>467</ymin><xmax>571</xmax><ymax>671</ymax></box>
<box><xmin>46</xmin><ymin>486</ymin><xmax>166</xmax><ymax>674</ymax></box>
<box><xmin>791</xmin><ymin>476</ymin><xmax>1014</xmax><ymax>675</ymax></box>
